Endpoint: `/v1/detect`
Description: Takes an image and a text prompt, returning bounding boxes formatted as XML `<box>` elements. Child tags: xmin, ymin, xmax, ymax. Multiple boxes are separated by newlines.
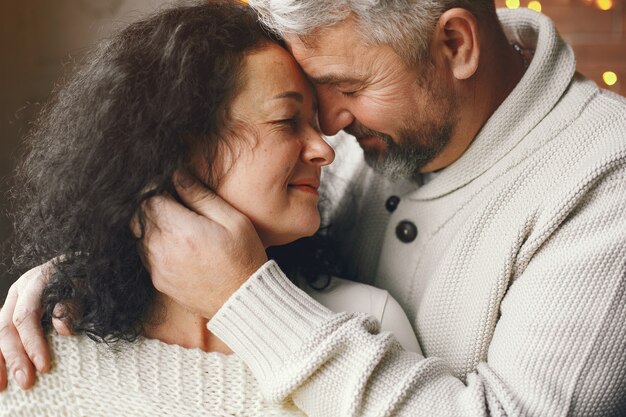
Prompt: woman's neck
<box><xmin>143</xmin><ymin>292</ymin><xmax>233</xmax><ymax>354</ymax></box>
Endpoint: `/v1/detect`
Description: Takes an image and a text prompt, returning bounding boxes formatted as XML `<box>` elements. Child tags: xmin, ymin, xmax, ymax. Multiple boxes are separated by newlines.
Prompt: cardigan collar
<box><xmin>411</xmin><ymin>8</ymin><xmax>576</xmax><ymax>200</ymax></box>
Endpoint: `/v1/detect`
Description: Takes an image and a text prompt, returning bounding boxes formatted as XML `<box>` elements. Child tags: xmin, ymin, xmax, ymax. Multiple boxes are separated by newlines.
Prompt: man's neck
<box><xmin>420</xmin><ymin>28</ymin><xmax>527</xmax><ymax>173</ymax></box>
<box><xmin>144</xmin><ymin>292</ymin><xmax>233</xmax><ymax>354</ymax></box>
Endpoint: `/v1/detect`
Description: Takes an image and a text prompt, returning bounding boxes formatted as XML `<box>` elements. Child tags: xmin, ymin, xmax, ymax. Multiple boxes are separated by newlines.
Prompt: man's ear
<box><xmin>432</xmin><ymin>8</ymin><xmax>480</xmax><ymax>80</ymax></box>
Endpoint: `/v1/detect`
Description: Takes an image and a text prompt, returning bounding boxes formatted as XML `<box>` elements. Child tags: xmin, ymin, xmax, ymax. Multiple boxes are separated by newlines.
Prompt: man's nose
<box><xmin>317</xmin><ymin>89</ymin><xmax>354</xmax><ymax>136</ymax></box>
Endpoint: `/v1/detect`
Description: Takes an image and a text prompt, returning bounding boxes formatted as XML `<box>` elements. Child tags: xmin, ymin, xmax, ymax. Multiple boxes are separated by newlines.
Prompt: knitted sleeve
<box><xmin>208</xmin><ymin>169</ymin><xmax>626</xmax><ymax>416</ymax></box>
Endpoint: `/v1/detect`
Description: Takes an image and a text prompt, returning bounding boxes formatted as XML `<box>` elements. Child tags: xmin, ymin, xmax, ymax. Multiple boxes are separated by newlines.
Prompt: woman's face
<box><xmin>200</xmin><ymin>43</ymin><xmax>335</xmax><ymax>248</ymax></box>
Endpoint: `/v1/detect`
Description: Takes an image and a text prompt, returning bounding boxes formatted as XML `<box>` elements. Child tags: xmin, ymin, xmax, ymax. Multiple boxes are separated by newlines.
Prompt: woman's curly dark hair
<box><xmin>10</xmin><ymin>1</ymin><xmax>340</xmax><ymax>344</ymax></box>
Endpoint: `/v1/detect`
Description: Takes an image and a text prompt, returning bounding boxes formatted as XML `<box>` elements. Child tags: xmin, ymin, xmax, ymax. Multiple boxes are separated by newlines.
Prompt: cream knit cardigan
<box><xmin>208</xmin><ymin>9</ymin><xmax>626</xmax><ymax>417</ymax></box>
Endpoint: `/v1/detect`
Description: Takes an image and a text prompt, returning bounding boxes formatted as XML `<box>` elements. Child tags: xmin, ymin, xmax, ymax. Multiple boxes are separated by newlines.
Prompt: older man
<box><xmin>2</xmin><ymin>1</ymin><xmax>625</xmax><ymax>416</ymax></box>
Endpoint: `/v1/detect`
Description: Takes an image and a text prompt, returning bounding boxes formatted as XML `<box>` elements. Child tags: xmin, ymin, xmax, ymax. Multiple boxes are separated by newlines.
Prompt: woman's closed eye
<box><xmin>274</xmin><ymin>115</ymin><xmax>300</xmax><ymax>131</ymax></box>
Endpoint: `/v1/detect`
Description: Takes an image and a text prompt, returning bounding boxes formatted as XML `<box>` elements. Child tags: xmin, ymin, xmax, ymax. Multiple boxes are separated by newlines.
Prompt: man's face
<box><xmin>287</xmin><ymin>18</ymin><xmax>458</xmax><ymax>178</ymax></box>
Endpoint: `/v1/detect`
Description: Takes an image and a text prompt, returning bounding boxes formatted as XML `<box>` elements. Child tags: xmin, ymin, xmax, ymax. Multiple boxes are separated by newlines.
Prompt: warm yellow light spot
<box><xmin>596</xmin><ymin>0</ymin><xmax>613</xmax><ymax>10</ymax></box>
<box><xmin>505</xmin><ymin>0</ymin><xmax>520</xmax><ymax>9</ymax></box>
<box><xmin>527</xmin><ymin>1</ymin><xmax>542</xmax><ymax>12</ymax></box>
<box><xmin>603</xmin><ymin>71</ymin><xmax>618</xmax><ymax>86</ymax></box>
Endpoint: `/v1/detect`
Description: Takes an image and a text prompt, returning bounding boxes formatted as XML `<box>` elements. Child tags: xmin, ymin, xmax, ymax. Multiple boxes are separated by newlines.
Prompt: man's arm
<box><xmin>207</xmin><ymin>172</ymin><xmax>626</xmax><ymax>416</ymax></box>
<box><xmin>3</xmin><ymin>169</ymin><xmax>624</xmax><ymax>414</ymax></box>
<box><xmin>136</xmin><ymin>168</ymin><xmax>624</xmax><ymax>415</ymax></box>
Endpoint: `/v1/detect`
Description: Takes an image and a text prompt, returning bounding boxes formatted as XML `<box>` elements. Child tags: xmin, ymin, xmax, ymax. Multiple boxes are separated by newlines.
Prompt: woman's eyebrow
<box><xmin>271</xmin><ymin>91</ymin><xmax>304</xmax><ymax>102</ymax></box>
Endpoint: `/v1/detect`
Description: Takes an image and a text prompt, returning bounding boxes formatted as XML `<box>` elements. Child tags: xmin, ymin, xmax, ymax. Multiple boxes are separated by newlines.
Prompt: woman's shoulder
<box><xmin>0</xmin><ymin>333</ymin><xmax>82</xmax><ymax>416</ymax></box>
<box><xmin>306</xmin><ymin>277</ymin><xmax>422</xmax><ymax>354</ymax></box>
<box><xmin>306</xmin><ymin>276</ymin><xmax>390</xmax><ymax>320</ymax></box>
<box><xmin>1</xmin><ymin>333</ymin><xmax>252</xmax><ymax>416</ymax></box>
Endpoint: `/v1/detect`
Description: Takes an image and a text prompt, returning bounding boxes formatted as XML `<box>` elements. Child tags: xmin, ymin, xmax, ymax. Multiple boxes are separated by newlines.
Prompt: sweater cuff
<box><xmin>207</xmin><ymin>260</ymin><xmax>334</xmax><ymax>380</ymax></box>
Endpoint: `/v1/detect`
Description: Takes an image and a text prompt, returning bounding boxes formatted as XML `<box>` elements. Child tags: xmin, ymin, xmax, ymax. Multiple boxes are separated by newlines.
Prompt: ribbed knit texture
<box><xmin>0</xmin><ymin>334</ymin><xmax>305</xmax><ymax>416</ymax></box>
<box><xmin>209</xmin><ymin>9</ymin><xmax>626</xmax><ymax>417</ymax></box>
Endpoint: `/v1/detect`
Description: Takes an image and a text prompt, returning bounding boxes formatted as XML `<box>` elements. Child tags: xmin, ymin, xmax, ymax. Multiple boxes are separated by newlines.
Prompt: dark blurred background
<box><xmin>1</xmin><ymin>0</ymin><xmax>625</xmax><ymax>300</ymax></box>
<box><xmin>0</xmin><ymin>0</ymin><xmax>179</xmax><ymax>300</ymax></box>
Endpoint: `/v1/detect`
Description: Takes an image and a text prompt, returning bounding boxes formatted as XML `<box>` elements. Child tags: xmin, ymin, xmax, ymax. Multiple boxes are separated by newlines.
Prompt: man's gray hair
<box><xmin>248</xmin><ymin>0</ymin><xmax>495</xmax><ymax>64</ymax></box>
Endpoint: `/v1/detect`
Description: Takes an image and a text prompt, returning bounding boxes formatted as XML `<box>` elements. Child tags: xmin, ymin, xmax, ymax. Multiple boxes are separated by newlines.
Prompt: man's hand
<box><xmin>138</xmin><ymin>170</ymin><xmax>268</xmax><ymax>318</ymax></box>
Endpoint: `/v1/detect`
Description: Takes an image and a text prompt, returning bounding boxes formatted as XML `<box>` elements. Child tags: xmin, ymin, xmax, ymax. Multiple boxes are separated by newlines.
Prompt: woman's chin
<box><xmin>261</xmin><ymin>221</ymin><xmax>321</xmax><ymax>248</ymax></box>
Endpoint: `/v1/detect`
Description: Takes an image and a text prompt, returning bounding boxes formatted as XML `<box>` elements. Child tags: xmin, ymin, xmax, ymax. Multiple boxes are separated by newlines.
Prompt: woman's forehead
<box><xmin>235</xmin><ymin>44</ymin><xmax>313</xmax><ymax>109</ymax></box>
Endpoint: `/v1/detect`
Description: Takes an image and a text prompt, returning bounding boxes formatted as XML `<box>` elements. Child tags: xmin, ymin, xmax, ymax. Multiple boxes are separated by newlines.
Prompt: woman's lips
<box><xmin>289</xmin><ymin>185</ymin><xmax>318</xmax><ymax>195</ymax></box>
<box><xmin>288</xmin><ymin>178</ymin><xmax>320</xmax><ymax>195</ymax></box>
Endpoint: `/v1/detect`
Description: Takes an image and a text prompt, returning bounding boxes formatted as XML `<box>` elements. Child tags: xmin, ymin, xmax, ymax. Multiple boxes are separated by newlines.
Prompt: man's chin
<box><xmin>363</xmin><ymin>152</ymin><xmax>393</xmax><ymax>175</ymax></box>
<box><xmin>363</xmin><ymin>148</ymin><xmax>424</xmax><ymax>182</ymax></box>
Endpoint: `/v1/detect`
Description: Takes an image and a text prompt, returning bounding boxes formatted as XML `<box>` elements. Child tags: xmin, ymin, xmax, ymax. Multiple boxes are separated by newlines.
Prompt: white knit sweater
<box><xmin>208</xmin><ymin>9</ymin><xmax>626</xmax><ymax>417</ymax></box>
<box><xmin>0</xmin><ymin>278</ymin><xmax>418</xmax><ymax>416</ymax></box>
<box><xmin>0</xmin><ymin>335</ymin><xmax>306</xmax><ymax>417</ymax></box>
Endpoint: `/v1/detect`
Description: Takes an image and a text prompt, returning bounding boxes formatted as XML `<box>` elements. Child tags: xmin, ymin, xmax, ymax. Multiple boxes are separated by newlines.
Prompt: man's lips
<box><xmin>356</xmin><ymin>135</ymin><xmax>384</xmax><ymax>146</ymax></box>
<box><xmin>288</xmin><ymin>178</ymin><xmax>320</xmax><ymax>195</ymax></box>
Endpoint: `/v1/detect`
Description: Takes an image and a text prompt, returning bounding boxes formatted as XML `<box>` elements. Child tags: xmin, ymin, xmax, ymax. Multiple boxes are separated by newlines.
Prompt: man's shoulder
<box><xmin>545</xmin><ymin>75</ymin><xmax>626</xmax><ymax>173</ymax></box>
<box><xmin>568</xmin><ymin>75</ymin><xmax>626</xmax><ymax>131</ymax></box>
<box><xmin>574</xmin><ymin>83</ymin><xmax>626</xmax><ymax>169</ymax></box>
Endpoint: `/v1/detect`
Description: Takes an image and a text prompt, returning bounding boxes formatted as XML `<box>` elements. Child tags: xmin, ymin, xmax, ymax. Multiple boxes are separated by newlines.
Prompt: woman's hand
<box><xmin>0</xmin><ymin>265</ymin><xmax>49</xmax><ymax>391</ymax></box>
<box><xmin>137</xmin><ymin>170</ymin><xmax>268</xmax><ymax>319</ymax></box>
<box><xmin>0</xmin><ymin>262</ymin><xmax>70</xmax><ymax>391</ymax></box>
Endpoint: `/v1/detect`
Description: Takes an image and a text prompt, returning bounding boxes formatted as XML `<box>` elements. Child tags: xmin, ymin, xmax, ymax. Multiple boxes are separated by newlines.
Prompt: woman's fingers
<box><xmin>0</xmin><ymin>285</ymin><xmax>36</xmax><ymax>390</ymax></box>
<box><xmin>0</xmin><ymin>348</ymin><xmax>6</xmax><ymax>391</ymax></box>
<box><xmin>0</xmin><ymin>263</ymin><xmax>55</xmax><ymax>391</ymax></box>
<box><xmin>12</xmin><ymin>267</ymin><xmax>52</xmax><ymax>374</ymax></box>
<box><xmin>13</xmin><ymin>266</ymin><xmax>51</xmax><ymax>373</ymax></box>
<box><xmin>52</xmin><ymin>304</ymin><xmax>72</xmax><ymax>337</ymax></box>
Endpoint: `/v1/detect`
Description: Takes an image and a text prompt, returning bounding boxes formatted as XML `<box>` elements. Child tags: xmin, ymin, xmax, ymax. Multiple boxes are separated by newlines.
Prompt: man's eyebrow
<box><xmin>310</xmin><ymin>74</ymin><xmax>363</xmax><ymax>85</ymax></box>
<box><xmin>271</xmin><ymin>91</ymin><xmax>304</xmax><ymax>102</ymax></box>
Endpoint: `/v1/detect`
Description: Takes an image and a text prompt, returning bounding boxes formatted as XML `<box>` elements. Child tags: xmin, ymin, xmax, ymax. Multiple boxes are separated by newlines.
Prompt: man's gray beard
<box><xmin>345</xmin><ymin>83</ymin><xmax>456</xmax><ymax>182</ymax></box>
<box><xmin>363</xmin><ymin>126</ymin><xmax>451</xmax><ymax>182</ymax></box>
<box><xmin>349</xmin><ymin>117</ymin><xmax>452</xmax><ymax>182</ymax></box>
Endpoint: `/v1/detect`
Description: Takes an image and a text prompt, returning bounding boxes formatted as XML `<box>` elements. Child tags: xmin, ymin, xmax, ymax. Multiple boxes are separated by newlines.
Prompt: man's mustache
<box><xmin>344</xmin><ymin>122</ymin><xmax>393</xmax><ymax>145</ymax></box>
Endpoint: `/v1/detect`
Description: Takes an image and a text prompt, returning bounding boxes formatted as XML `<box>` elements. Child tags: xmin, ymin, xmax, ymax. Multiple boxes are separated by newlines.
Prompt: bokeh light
<box><xmin>596</xmin><ymin>0</ymin><xmax>614</xmax><ymax>10</ymax></box>
<box><xmin>528</xmin><ymin>1</ymin><xmax>542</xmax><ymax>12</ymax></box>
<box><xmin>603</xmin><ymin>71</ymin><xmax>618</xmax><ymax>86</ymax></box>
<box><xmin>506</xmin><ymin>0</ymin><xmax>521</xmax><ymax>9</ymax></box>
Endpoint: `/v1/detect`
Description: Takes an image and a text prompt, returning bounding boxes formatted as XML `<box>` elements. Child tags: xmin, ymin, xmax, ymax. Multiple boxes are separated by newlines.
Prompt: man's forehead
<box><xmin>284</xmin><ymin>18</ymin><xmax>363</xmax><ymax>60</ymax></box>
<box><xmin>283</xmin><ymin>33</ymin><xmax>321</xmax><ymax>52</ymax></box>
<box><xmin>284</xmin><ymin>48</ymin><xmax>372</xmax><ymax>90</ymax></box>
<box><xmin>285</xmin><ymin>34</ymin><xmax>361</xmax><ymax>76</ymax></box>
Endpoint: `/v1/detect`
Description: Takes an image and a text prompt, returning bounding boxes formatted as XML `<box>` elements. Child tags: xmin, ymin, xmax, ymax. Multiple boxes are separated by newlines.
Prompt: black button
<box><xmin>385</xmin><ymin>196</ymin><xmax>400</xmax><ymax>213</ymax></box>
<box><xmin>395</xmin><ymin>221</ymin><xmax>417</xmax><ymax>243</ymax></box>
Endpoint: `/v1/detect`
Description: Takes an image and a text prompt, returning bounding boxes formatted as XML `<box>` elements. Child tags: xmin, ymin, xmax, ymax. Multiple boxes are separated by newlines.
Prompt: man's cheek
<box><xmin>356</xmin><ymin>100</ymin><xmax>395</xmax><ymax>133</ymax></box>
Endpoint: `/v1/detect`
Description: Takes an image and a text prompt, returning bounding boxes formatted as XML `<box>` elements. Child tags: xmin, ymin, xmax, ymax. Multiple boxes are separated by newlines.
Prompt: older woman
<box><xmin>1</xmin><ymin>1</ymin><xmax>419</xmax><ymax>415</ymax></box>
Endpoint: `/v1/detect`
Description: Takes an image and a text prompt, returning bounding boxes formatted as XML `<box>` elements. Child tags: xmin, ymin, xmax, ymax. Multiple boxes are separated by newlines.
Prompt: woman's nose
<box><xmin>302</xmin><ymin>133</ymin><xmax>335</xmax><ymax>166</ymax></box>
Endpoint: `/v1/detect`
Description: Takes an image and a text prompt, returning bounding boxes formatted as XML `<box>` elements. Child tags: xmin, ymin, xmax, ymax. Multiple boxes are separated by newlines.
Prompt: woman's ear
<box><xmin>431</xmin><ymin>8</ymin><xmax>480</xmax><ymax>80</ymax></box>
